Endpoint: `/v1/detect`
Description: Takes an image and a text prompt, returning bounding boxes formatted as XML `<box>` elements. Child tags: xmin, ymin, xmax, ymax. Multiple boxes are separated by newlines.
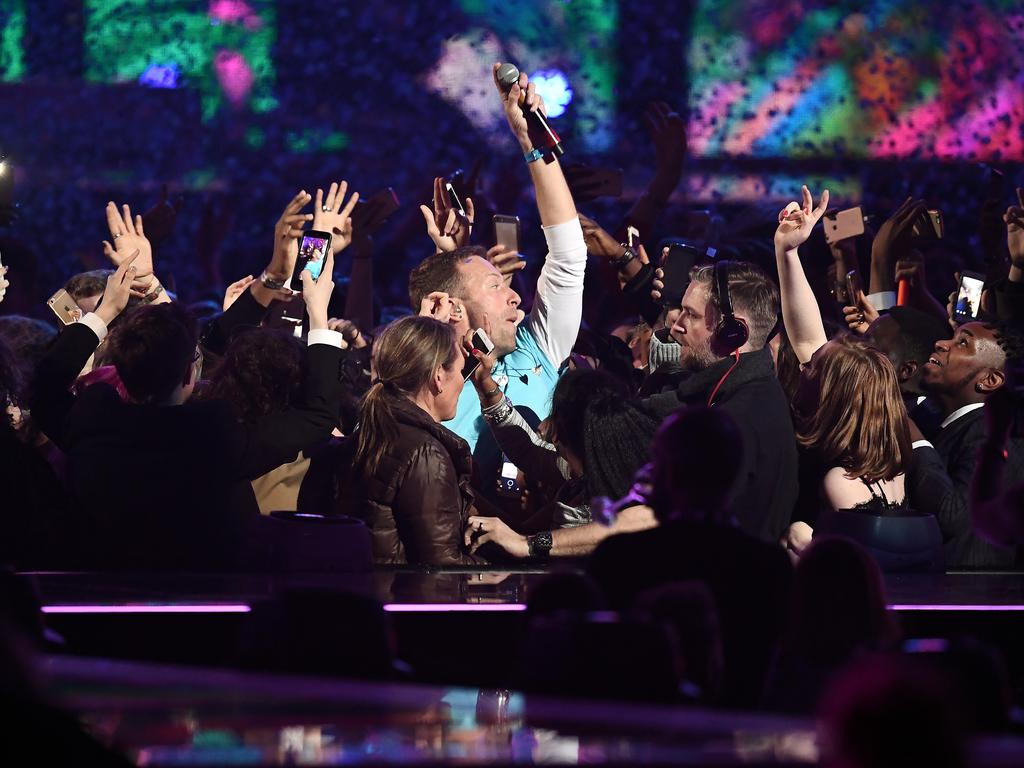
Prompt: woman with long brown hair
<box><xmin>337</xmin><ymin>315</ymin><xmax>480</xmax><ymax>565</ymax></box>
<box><xmin>774</xmin><ymin>186</ymin><xmax>912</xmax><ymax>555</ymax></box>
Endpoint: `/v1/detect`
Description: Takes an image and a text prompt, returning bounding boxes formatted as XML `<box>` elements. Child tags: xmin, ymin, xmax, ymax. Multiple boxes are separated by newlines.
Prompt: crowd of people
<box><xmin>3</xmin><ymin>65</ymin><xmax>1024</xmax><ymax>738</ymax></box>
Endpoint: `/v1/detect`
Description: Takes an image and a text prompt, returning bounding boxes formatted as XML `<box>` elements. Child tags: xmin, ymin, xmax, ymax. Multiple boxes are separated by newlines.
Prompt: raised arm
<box><xmin>773</xmin><ymin>185</ymin><xmax>830</xmax><ymax>365</ymax></box>
<box><xmin>31</xmin><ymin>255</ymin><xmax>137</xmax><ymax>446</ymax></box>
<box><xmin>493</xmin><ymin>63</ymin><xmax>586</xmax><ymax>366</ymax></box>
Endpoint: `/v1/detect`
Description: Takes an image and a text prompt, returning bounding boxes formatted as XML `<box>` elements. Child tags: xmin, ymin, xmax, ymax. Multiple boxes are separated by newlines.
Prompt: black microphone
<box><xmin>495</xmin><ymin>63</ymin><xmax>564</xmax><ymax>159</ymax></box>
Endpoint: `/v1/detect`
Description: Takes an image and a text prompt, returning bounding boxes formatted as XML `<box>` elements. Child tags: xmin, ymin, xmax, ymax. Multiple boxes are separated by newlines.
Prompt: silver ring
<box><xmin>112</xmin><ymin>233</ymin><xmax>123</xmax><ymax>240</ymax></box>
<box><xmin>322</xmin><ymin>205</ymin><xmax>331</xmax><ymax>212</ymax></box>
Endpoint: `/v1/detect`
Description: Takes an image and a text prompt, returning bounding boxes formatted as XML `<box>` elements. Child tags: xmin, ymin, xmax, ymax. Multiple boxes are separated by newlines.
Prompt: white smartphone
<box><xmin>953</xmin><ymin>271</ymin><xmax>985</xmax><ymax>324</ymax></box>
<box><xmin>462</xmin><ymin>328</ymin><xmax>494</xmax><ymax>380</ymax></box>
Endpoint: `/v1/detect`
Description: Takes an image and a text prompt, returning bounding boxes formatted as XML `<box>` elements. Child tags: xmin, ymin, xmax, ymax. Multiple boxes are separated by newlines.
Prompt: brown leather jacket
<box><xmin>337</xmin><ymin>395</ymin><xmax>480</xmax><ymax>566</ymax></box>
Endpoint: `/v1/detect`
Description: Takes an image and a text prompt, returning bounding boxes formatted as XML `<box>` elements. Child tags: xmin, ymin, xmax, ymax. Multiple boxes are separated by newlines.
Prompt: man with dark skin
<box><xmin>909</xmin><ymin>320</ymin><xmax>1024</xmax><ymax>568</ymax></box>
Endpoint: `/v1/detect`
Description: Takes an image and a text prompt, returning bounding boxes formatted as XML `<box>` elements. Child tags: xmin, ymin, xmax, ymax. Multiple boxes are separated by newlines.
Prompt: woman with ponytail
<box><xmin>336</xmin><ymin>315</ymin><xmax>480</xmax><ymax>565</ymax></box>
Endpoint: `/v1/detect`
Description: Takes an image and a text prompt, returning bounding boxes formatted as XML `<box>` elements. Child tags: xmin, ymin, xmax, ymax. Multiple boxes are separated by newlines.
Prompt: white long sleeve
<box><xmin>525</xmin><ymin>217</ymin><xmax>588</xmax><ymax>367</ymax></box>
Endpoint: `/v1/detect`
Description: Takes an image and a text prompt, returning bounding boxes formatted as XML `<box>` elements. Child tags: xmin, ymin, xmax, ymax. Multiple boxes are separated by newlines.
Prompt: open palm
<box><xmin>103</xmin><ymin>201</ymin><xmax>153</xmax><ymax>282</ymax></box>
<box><xmin>774</xmin><ymin>186</ymin><xmax>829</xmax><ymax>253</ymax></box>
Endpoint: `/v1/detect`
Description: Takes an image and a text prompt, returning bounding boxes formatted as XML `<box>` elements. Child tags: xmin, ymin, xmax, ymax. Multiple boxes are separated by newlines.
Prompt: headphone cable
<box><xmin>707</xmin><ymin>350</ymin><xmax>741</xmax><ymax>407</ymax></box>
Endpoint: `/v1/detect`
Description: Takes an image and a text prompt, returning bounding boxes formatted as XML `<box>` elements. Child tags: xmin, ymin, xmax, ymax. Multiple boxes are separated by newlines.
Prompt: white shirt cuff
<box><xmin>78</xmin><ymin>312</ymin><xmax>109</xmax><ymax>342</ymax></box>
<box><xmin>867</xmin><ymin>290</ymin><xmax>896</xmax><ymax>311</ymax></box>
<box><xmin>306</xmin><ymin>329</ymin><xmax>344</xmax><ymax>348</ymax></box>
<box><xmin>912</xmin><ymin>440</ymin><xmax>934</xmax><ymax>450</ymax></box>
<box><xmin>541</xmin><ymin>217</ymin><xmax>586</xmax><ymax>256</ymax></box>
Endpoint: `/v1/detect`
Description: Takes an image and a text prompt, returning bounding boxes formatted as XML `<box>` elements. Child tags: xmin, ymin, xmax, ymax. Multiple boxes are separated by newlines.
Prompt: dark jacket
<box><xmin>29</xmin><ymin>321</ymin><xmax>343</xmax><ymax>570</ymax></box>
<box><xmin>909</xmin><ymin>407</ymin><xmax>1022</xmax><ymax>569</ymax></box>
<box><xmin>640</xmin><ymin>348</ymin><xmax>799</xmax><ymax>543</ymax></box>
<box><xmin>337</xmin><ymin>395</ymin><xmax>480</xmax><ymax>566</ymax></box>
<box><xmin>588</xmin><ymin>519</ymin><xmax>793</xmax><ymax>708</ymax></box>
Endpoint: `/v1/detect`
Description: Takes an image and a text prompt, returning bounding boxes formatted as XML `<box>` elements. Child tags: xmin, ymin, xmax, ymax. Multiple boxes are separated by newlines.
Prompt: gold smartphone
<box><xmin>47</xmin><ymin>288</ymin><xmax>84</xmax><ymax>325</ymax></box>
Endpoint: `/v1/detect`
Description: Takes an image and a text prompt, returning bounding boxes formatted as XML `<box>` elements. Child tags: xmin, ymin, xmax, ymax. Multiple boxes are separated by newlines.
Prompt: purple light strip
<box><xmin>383</xmin><ymin>603</ymin><xmax>527</xmax><ymax>612</ymax></box>
<box><xmin>41</xmin><ymin>604</ymin><xmax>252</xmax><ymax>614</ymax></box>
<box><xmin>889</xmin><ymin>604</ymin><xmax>1024</xmax><ymax>611</ymax></box>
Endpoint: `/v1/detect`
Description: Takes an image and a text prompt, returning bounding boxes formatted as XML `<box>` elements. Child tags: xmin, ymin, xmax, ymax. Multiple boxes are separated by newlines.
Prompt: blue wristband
<box><xmin>523</xmin><ymin>148</ymin><xmax>544</xmax><ymax>164</ymax></box>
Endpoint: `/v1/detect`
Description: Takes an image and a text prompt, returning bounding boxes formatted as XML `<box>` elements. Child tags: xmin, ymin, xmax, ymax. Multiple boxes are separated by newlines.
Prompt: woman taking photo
<box><xmin>774</xmin><ymin>187</ymin><xmax>912</xmax><ymax>557</ymax></box>
<box><xmin>336</xmin><ymin>315</ymin><xmax>480</xmax><ymax>565</ymax></box>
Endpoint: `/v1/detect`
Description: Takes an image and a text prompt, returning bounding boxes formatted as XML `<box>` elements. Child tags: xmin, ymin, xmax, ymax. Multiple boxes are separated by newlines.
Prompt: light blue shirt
<box><xmin>445</xmin><ymin>217</ymin><xmax>588</xmax><ymax>484</ymax></box>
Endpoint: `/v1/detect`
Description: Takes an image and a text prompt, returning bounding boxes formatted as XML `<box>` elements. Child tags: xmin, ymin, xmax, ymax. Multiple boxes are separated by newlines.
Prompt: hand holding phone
<box><xmin>462</xmin><ymin>328</ymin><xmax>495</xmax><ymax>380</ymax></box>
<box><xmin>47</xmin><ymin>288</ymin><xmax>83</xmax><ymax>325</ymax></box>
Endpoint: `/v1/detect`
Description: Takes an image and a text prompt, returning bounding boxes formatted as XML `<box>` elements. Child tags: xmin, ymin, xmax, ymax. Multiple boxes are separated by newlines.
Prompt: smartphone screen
<box><xmin>660</xmin><ymin>243</ymin><xmax>700</xmax><ymax>307</ymax></box>
<box><xmin>289</xmin><ymin>231</ymin><xmax>332</xmax><ymax>292</ymax></box>
<box><xmin>954</xmin><ymin>273</ymin><xmax>985</xmax><ymax>323</ymax></box>
<box><xmin>626</xmin><ymin>226</ymin><xmax>639</xmax><ymax>249</ymax></box>
<box><xmin>493</xmin><ymin>215</ymin><xmax>520</xmax><ymax>253</ymax></box>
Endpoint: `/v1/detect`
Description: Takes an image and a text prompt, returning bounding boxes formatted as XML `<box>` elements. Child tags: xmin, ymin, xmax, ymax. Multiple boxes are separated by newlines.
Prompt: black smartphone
<box><xmin>845</xmin><ymin>269</ymin><xmax>863</xmax><ymax>305</ymax></box>
<box><xmin>289</xmin><ymin>230</ymin><xmax>332</xmax><ymax>292</ymax></box>
<box><xmin>497</xmin><ymin>453</ymin><xmax>522</xmax><ymax>498</ymax></box>
<box><xmin>659</xmin><ymin>242</ymin><xmax>701</xmax><ymax>307</ymax></box>
<box><xmin>953</xmin><ymin>271</ymin><xmax>985</xmax><ymax>324</ymax></box>
<box><xmin>445</xmin><ymin>180</ymin><xmax>467</xmax><ymax>217</ymax></box>
<box><xmin>462</xmin><ymin>328</ymin><xmax>494</xmax><ymax>380</ymax></box>
<box><xmin>911</xmin><ymin>209</ymin><xmax>944</xmax><ymax>240</ymax></box>
<box><xmin>493</xmin><ymin>214</ymin><xmax>521</xmax><ymax>253</ymax></box>
<box><xmin>351</xmin><ymin>187</ymin><xmax>400</xmax><ymax>237</ymax></box>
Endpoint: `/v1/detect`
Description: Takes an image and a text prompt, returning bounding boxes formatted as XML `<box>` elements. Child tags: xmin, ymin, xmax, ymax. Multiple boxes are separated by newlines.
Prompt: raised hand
<box><xmin>0</xmin><ymin>265</ymin><xmax>8</xmax><ymax>305</ymax></box>
<box><xmin>774</xmin><ymin>185</ymin><xmax>829</xmax><ymax>253</ymax></box>
<box><xmin>313</xmin><ymin>180</ymin><xmax>360</xmax><ymax>254</ymax></box>
<box><xmin>643</xmin><ymin>101</ymin><xmax>687</xmax><ymax>179</ymax></box>
<box><xmin>493</xmin><ymin>63</ymin><xmax>547</xmax><ymax>151</ymax></box>
<box><xmin>268</xmin><ymin>191</ymin><xmax>313</xmax><ymax>282</ymax></box>
<box><xmin>578</xmin><ymin>213</ymin><xmax>623</xmax><ymax>262</ymax></box>
<box><xmin>95</xmin><ymin>250</ymin><xmax>139</xmax><ymax>326</ymax></box>
<box><xmin>222</xmin><ymin>275</ymin><xmax>256</xmax><ymax>311</ymax></box>
<box><xmin>103</xmin><ymin>201</ymin><xmax>154</xmax><ymax>286</ymax></box>
<box><xmin>1004</xmin><ymin>187</ymin><xmax>1024</xmax><ymax>266</ymax></box>
<box><xmin>419</xmin><ymin>177</ymin><xmax>474</xmax><ymax>253</ymax></box>
<box><xmin>872</xmin><ymin>197</ymin><xmax>927</xmax><ymax>264</ymax></box>
<box><xmin>486</xmin><ymin>243</ymin><xmax>525</xmax><ymax>287</ymax></box>
<box><xmin>327</xmin><ymin>317</ymin><xmax>367</xmax><ymax>349</ymax></box>
<box><xmin>418</xmin><ymin>291</ymin><xmax>470</xmax><ymax>336</ymax></box>
<box><xmin>141</xmin><ymin>184</ymin><xmax>182</xmax><ymax>245</ymax></box>
<box><xmin>300</xmin><ymin>247</ymin><xmax>335</xmax><ymax>331</ymax></box>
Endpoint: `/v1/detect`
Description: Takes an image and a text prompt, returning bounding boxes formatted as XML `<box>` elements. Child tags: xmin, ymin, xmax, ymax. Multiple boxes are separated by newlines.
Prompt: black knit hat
<box><xmin>581</xmin><ymin>394</ymin><xmax>660</xmax><ymax>500</ymax></box>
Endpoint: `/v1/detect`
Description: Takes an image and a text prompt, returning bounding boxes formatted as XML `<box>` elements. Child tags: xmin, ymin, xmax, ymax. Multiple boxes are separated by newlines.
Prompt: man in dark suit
<box><xmin>909</xmin><ymin>320</ymin><xmax>1024</xmax><ymax>569</ymax></box>
<box><xmin>30</xmin><ymin>252</ymin><xmax>345</xmax><ymax>570</ymax></box>
<box><xmin>589</xmin><ymin>407</ymin><xmax>792</xmax><ymax>708</ymax></box>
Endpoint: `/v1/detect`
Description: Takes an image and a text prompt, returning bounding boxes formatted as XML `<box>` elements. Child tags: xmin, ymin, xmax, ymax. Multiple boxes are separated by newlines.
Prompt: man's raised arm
<box><xmin>493</xmin><ymin>63</ymin><xmax>586</xmax><ymax>367</ymax></box>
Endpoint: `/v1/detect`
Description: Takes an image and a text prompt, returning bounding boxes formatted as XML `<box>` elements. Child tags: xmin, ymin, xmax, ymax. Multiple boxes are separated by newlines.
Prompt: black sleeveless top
<box><xmin>847</xmin><ymin>479</ymin><xmax>909</xmax><ymax>516</ymax></box>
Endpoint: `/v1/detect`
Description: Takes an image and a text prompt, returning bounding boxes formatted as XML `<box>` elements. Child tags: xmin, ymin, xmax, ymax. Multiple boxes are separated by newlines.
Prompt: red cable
<box><xmin>707</xmin><ymin>350</ymin><xmax>741</xmax><ymax>407</ymax></box>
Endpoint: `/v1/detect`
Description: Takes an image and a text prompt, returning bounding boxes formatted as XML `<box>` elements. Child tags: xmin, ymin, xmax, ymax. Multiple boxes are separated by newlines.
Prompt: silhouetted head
<box><xmin>649</xmin><ymin>406</ymin><xmax>743</xmax><ymax>523</ymax></box>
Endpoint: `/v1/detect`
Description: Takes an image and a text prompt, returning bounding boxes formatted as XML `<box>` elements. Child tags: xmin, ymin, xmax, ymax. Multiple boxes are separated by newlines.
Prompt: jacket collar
<box><xmin>388</xmin><ymin>395</ymin><xmax>473</xmax><ymax>475</ymax></box>
<box><xmin>675</xmin><ymin>347</ymin><xmax>776</xmax><ymax>404</ymax></box>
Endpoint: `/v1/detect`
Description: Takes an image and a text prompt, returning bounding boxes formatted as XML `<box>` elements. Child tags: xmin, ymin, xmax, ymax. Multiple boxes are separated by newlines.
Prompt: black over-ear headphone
<box><xmin>710</xmin><ymin>260</ymin><xmax>749</xmax><ymax>356</ymax></box>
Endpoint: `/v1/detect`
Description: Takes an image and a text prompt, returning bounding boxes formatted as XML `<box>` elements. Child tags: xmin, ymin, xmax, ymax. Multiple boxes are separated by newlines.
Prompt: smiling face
<box><xmin>455</xmin><ymin>255</ymin><xmax>522</xmax><ymax>357</ymax></box>
<box><xmin>920</xmin><ymin>322</ymin><xmax>1006</xmax><ymax>410</ymax></box>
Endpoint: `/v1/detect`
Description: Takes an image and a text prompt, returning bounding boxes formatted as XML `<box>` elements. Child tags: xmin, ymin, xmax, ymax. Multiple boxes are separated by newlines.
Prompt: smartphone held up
<box><xmin>289</xmin><ymin>230</ymin><xmax>333</xmax><ymax>292</ymax></box>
